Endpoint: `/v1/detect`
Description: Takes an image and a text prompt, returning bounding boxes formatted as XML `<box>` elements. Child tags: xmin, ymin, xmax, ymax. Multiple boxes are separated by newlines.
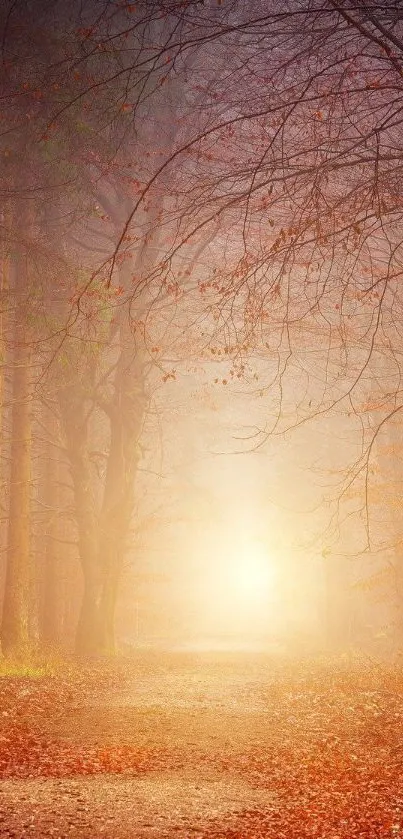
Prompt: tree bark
<box><xmin>41</xmin><ymin>410</ymin><xmax>62</xmax><ymax>646</ymax></box>
<box><xmin>98</xmin><ymin>323</ymin><xmax>147</xmax><ymax>652</ymax></box>
<box><xmin>59</xmin><ymin>383</ymin><xmax>100</xmax><ymax>656</ymax></box>
<box><xmin>1</xmin><ymin>231</ymin><xmax>32</xmax><ymax>658</ymax></box>
<box><xmin>0</xmin><ymin>208</ymin><xmax>9</xmax><ymax>456</ymax></box>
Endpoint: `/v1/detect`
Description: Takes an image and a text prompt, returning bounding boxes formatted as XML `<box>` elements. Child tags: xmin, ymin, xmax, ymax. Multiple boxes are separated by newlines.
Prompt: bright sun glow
<box><xmin>231</xmin><ymin>541</ymin><xmax>275</xmax><ymax>599</ymax></box>
<box><xmin>194</xmin><ymin>525</ymin><xmax>279</xmax><ymax>638</ymax></box>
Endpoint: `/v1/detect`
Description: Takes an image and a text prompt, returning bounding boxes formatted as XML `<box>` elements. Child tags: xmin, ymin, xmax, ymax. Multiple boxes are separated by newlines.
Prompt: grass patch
<box><xmin>0</xmin><ymin>647</ymin><xmax>76</xmax><ymax>679</ymax></box>
<box><xmin>0</xmin><ymin>660</ymin><xmax>56</xmax><ymax>678</ymax></box>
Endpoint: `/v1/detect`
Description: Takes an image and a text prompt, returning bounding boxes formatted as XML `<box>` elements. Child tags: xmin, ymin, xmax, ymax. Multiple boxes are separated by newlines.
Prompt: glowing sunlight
<box><xmin>230</xmin><ymin>538</ymin><xmax>275</xmax><ymax>601</ymax></box>
<box><xmin>189</xmin><ymin>521</ymin><xmax>280</xmax><ymax>642</ymax></box>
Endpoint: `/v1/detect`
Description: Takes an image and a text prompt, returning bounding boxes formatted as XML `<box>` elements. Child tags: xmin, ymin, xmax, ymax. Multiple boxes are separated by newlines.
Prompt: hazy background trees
<box><xmin>1</xmin><ymin>0</ymin><xmax>403</xmax><ymax>659</ymax></box>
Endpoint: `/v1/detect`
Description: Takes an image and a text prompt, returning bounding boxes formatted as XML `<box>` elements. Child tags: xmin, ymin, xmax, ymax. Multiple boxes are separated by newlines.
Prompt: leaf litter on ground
<box><xmin>0</xmin><ymin>652</ymin><xmax>403</xmax><ymax>837</ymax></box>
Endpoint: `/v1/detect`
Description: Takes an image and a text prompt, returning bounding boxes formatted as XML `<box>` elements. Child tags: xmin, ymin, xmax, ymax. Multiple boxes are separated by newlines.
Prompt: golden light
<box><xmin>230</xmin><ymin>539</ymin><xmax>275</xmax><ymax>602</ymax></box>
<box><xmin>193</xmin><ymin>526</ymin><xmax>279</xmax><ymax>639</ymax></box>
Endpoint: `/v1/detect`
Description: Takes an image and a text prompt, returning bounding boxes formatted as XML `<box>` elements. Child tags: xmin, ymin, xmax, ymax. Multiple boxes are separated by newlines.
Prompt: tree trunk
<box><xmin>376</xmin><ymin>417</ymin><xmax>403</xmax><ymax>648</ymax></box>
<box><xmin>59</xmin><ymin>384</ymin><xmax>100</xmax><ymax>656</ymax></box>
<box><xmin>0</xmin><ymin>211</ymin><xmax>9</xmax><ymax>610</ymax></box>
<box><xmin>41</xmin><ymin>411</ymin><xmax>62</xmax><ymax>646</ymax></box>
<box><xmin>1</xmin><ymin>235</ymin><xmax>32</xmax><ymax>658</ymax></box>
<box><xmin>98</xmin><ymin>323</ymin><xmax>147</xmax><ymax>653</ymax></box>
<box><xmin>0</xmin><ymin>208</ymin><xmax>9</xmax><ymax>454</ymax></box>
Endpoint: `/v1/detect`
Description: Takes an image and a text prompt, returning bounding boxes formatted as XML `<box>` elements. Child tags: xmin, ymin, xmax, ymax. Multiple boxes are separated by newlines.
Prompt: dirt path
<box><xmin>0</xmin><ymin>772</ymin><xmax>276</xmax><ymax>838</ymax></box>
<box><xmin>1</xmin><ymin>651</ymin><xmax>402</xmax><ymax>837</ymax></box>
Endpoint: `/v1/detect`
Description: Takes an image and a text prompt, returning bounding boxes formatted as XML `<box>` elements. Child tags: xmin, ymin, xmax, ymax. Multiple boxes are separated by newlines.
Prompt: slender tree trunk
<box><xmin>98</xmin><ymin>323</ymin><xmax>147</xmax><ymax>652</ymax></box>
<box><xmin>0</xmin><ymin>212</ymin><xmax>9</xmax><ymax>609</ymax></box>
<box><xmin>376</xmin><ymin>417</ymin><xmax>403</xmax><ymax>648</ymax></box>
<box><xmin>1</xmin><ymin>233</ymin><xmax>32</xmax><ymax>658</ymax></box>
<box><xmin>41</xmin><ymin>410</ymin><xmax>62</xmax><ymax>646</ymax></box>
<box><xmin>0</xmin><ymin>209</ymin><xmax>9</xmax><ymax>454</ymax></box>
<box><xmin>59</xmin><ymin>384</ymin><xmax>100</xmax><ymax>656</ymax></box>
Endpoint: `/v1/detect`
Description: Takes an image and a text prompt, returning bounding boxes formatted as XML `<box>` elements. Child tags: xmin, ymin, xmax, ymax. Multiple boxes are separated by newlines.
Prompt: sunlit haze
<box><xmin>195</xmin><ymin>524</ymin><xmax>277</xmax><ymax>636</ymax></box>
<box><xmin>2</xmin><ymin>3</ymin><xmax>403</xmax><ymax>837</ymax></box>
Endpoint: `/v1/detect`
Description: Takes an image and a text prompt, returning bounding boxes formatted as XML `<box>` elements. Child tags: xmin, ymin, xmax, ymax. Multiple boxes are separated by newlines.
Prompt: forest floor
<box><xmin>0</xmin><ymin>648</ymin><xmax>403</xmax><ymax>838</ymax></box>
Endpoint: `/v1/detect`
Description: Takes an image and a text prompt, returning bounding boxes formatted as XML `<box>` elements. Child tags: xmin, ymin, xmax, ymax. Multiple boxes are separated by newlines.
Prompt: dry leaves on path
<box><xmin>0</xmin><ymin>653</ymin><xmax>402</xmax><ymax>838</ymax></box>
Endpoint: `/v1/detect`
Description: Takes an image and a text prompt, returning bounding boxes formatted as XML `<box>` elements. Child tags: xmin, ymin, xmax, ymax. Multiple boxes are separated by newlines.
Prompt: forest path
<box><xmin>0</xmin><ymin>651</ymin><xmax>402</xmax><ymax>838</ymax></box>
